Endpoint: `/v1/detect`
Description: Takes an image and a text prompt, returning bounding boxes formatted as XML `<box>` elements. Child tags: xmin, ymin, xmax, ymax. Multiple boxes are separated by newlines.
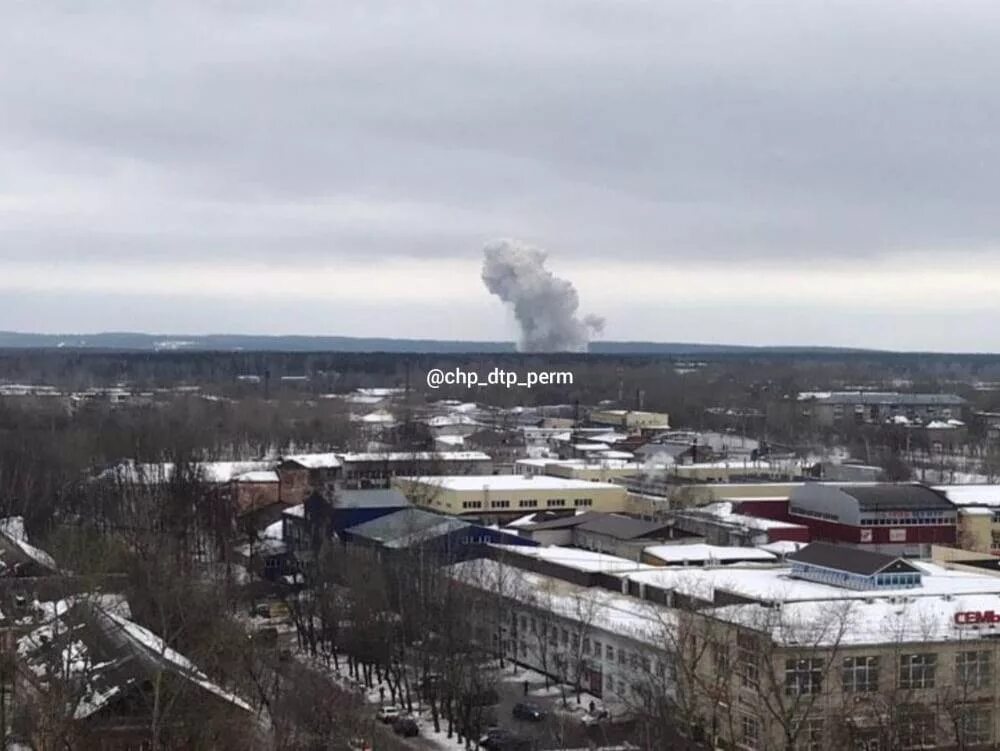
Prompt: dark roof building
<box><xmin>341</xmin><ymin>508</ymin><xmax>535</xmax><ymax>560</ymax></box>
<box><xmin>787</xmin><ymin>542</ymin><xmax>923</xmax><ymax>590</ymax></box>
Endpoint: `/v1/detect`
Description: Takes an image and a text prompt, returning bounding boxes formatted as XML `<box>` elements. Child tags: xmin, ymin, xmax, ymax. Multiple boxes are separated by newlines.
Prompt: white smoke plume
<box><xmin>481</xmin><ymin>239</ymin><xmax>605</xmax><ymax>352</ymax></box>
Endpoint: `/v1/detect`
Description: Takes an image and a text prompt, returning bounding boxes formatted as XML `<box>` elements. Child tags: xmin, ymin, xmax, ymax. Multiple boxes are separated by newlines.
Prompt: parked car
<box><xmin>392</xmin><ymin>716</ymin><xmax>419</xmax><ymax>737</ymax></box>
<box><xmin>376</xmin><ymin>705</ymin><xmax>401</xmax><ymax>724</ymax></box>
<box><xmin>512</xmin><ymin>701</ymin><xmax>546</xmax><ymax>721</ymax></box>
<box><xmin>480</xmin><ymin>728</ymin><xmax>531</xmax><ymax>751</ymax></box>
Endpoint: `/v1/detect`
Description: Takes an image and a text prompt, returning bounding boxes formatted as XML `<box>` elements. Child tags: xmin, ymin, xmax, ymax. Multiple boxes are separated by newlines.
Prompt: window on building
<box><xmin>794</xmin><ymin>718</ymin><xmax>824</xmax><ymax>751</ymax></box>
<box><xmin>574</xmin><ymin>498</ymin><xmax>593</xmax><ymax>507</ymax></box>
<box><xmin>785</xmin><ymin>658</ymin><xmax>824</xmax><ymax>696</ymax></box>
<box><xmin>592</xmin><ymin>639</ymin><xmax>600</xmax><ymax>658</ymax></box>
<box><xmin>956</xmin><ymin>651</ymin><xmax>992</xmax><ymax>690</ymax></box>
<box><xmin>618</xmin><ymin>650</ymin><xmax>627</xmax><ymax>666</ymax></box>
<box><xmin>490</xmin><ymin>499</ymin><xmax>510</xmax><ymax>509</ymax></box>
<box><xmin>899</xmin><ymin>654</ymin><xmax>937</xmax><ymax>690</ymax></box>
<box><xmin>713</xmin><ymin>642</ymin><xmax>730</xmax><ymax>675</ymax></box>
<box><xmin>546</xmin><ymin>498</ymin><xmax>565</xmax><ymax>508</ymax></box>
<box><xmin>561</xmin><ymin>628</ymin><xmax>569</xmax><ymax>645</ymax></box>
<box><xmin>461</xmin><ymin>501</ymin><xmax>482</xmax><ymax>509</ymax></box>
<box><xmin>843</xmin><ymin>656</ymin><xmax>879</xmax><ymax>693</ymax></box>
<box><xmin>899</xmin><ymin>707</ymin><xmax>936</xmax><ymax>750</ymax></box>
<box><xmin>606</xmin><ymin>645</ymin><xmax>614</xmax><ymax>661</ymax></box>
<box><xmin>519</xmin><ymin>499</ymin><xmax>538</xmax><ymax>508</ymax></box>
<box><xmin>737</xmin><ymin>632</ymin><xmax>759</xmax><ymax>689</ymax></box>
<box><xmin>957</xmin><ymin>706</ymin><xmax>992</xmax><ymax>746</ymax></box>
<box><xmin>739</xmin><ymin>715</ymin><xmax>761</xmax><ymax>750</ymax></box>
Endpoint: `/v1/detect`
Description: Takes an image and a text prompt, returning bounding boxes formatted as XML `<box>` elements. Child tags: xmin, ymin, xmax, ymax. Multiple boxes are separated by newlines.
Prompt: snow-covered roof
<box><xmin>712</xmin><ymin>592</ymin><xmax>1000</xmax><ymax>647</ymax></box>
<box><xmin>341</xmin><ymin>451</ymin><xmax>491</xmax><ymax>463</ymax></box>
<box><xmin>17</xmin><ymin>600</ymin><xmax>251</xmax><ymax>720</ymax></box>
<box><xmin>434</xmin><ymin>435</ymin><xmax>466</xmax><ymax>447</ymax></box>
<box><xmin>687</xmin><ymin>502</ymin><xmax>808</xmax><ymax>531</ymax></box>
<box><xmin>400</xmin><ymin>474</ymin><xmax>623</xmax><ymax>492</ymax></box>
<box><xmin>281</xmin><ymin>453</ymin><xmax>342</xmax><ymax>469</ymax></box>
<box><xmin>758</xmin><ymin>540</ymin><xmax>808</xmax><ymax>555</ymax></box>
<box><xmin>102</xmin><ymin>460</ymin><xmax>274</xmax><ymax>485</ymax></box>
<box><xmin>643</xmin><ymin>544</ymin><xmax>776</xmax><ymax>564</ymax></box>
<box><xmin>357</xmin><ymin>409</ymin><xmax>397</xmax><ymax>424</ymax></box>
<box><xmin>233</xmin><ymin>470</ymin><xmax>279</xmax><ymax>483</ymax></box>
<box><xmin>448</xmin><ymin>558</ymin><xmax>673</xmax><ymax>648</ymax></box>
<box><xmin>935</xmin><ymin>485</ymin><xmax>1000</xmax><ymax>507</ymax></box>
<box><xmin>426</xmin><ymin>414</ymin><xmax>480</xmax><ymax>427</ymax></box>
<box><xmin>355</xmin><ymin>387</ymin><xmax>405</xmax><ymax>397</ymax></box>
<box><xmin>621</xmin><ymin>560</ymin><xmax>1000</xmax><ymax>606</ymax></box>
<box><xmin>282</xmin><ymin>504</ymin><xmax>306</xmax><ymax>519</ymax></box>
<box><xmin>490</xmin><ymin>544</ymin><xmax>655</xmax><ymax>574</ymax></box>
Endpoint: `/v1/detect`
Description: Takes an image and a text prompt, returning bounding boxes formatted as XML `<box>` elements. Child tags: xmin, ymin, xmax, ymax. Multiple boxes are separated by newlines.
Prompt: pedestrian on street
<box><xmin>523</xmin><ymin>679</ymin><xmax>529</xmax><ymax>696</ymax></box>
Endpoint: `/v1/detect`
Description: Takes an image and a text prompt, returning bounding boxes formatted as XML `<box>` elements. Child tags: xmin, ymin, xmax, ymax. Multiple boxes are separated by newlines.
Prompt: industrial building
<box><xmin>787</xmin><ymin>483</ymin><xmax>957</xmax><ymax>556</ymax></box>
<box><xmin>392</xmin><ymin>474</ymin><xmax>629</xmax><ymax>520</ymax></box>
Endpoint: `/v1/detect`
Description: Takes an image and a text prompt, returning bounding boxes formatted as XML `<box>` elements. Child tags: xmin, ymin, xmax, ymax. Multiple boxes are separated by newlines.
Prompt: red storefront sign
<box><xmin>955</xmin><ymin>611</ymin><xmax>1000</xmax><ymax>625</ymax></box>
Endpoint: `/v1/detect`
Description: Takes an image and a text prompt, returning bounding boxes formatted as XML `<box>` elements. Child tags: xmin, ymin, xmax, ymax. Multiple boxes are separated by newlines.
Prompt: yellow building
<box><xmin>934</xmin><ymin>485</ymin><xmax>1000</xmax><ymax>554</ymax></box>
<box><xmin>392</xmin><ymin>474</ymin><xmax>629</xmax><ymax>518</ymax></box>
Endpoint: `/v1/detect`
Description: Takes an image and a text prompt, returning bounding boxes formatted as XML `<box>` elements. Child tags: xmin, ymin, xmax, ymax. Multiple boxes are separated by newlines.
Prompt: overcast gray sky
<box><xmin>3</xmin><ymin>1</ymin><xmax>1000</xmax><ymax>350</ymax></box>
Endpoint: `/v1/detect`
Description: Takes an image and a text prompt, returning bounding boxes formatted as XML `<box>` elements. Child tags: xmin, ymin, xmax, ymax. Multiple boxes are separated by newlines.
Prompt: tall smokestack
<box><xmin>481</xmin><ymin>239</ymin><xmax>605</xmax><ymax>352</ymax></box>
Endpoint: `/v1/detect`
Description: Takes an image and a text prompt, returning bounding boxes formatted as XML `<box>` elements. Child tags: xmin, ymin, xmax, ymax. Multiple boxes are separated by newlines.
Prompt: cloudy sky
<box><xmin>3</xmin><ymin>1</ymin><xmax>1000</xmax><ymax>351</ymax></box>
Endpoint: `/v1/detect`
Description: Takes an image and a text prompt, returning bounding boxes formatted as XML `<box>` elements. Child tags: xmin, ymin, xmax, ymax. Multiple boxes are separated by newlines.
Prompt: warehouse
<box><xmin>392</xmin><ymin>474</ymin><xmax>628</xmax><ymax>520</ymax></box>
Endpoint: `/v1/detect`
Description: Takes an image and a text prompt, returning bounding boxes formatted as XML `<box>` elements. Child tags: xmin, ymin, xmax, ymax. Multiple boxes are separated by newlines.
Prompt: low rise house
<box><xmin>15</xmin><ymin>599</ymin><xmax>253</xmax><ymax>749</ymax></box>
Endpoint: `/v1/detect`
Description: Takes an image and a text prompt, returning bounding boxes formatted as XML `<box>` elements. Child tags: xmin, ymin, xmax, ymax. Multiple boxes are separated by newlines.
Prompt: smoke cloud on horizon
<box><xmin>481</xmin><ymin>239</ymin><xmax>605</xmax><ymax>353</ymax></box>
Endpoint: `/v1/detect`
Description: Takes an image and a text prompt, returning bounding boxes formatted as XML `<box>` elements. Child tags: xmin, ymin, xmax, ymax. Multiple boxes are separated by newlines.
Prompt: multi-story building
<box><xmin>793</xmin><ymin>391</ymin><xmax>967</xmax><ymax>428</ymax></box>
<box><xmin>453</xmin><ymin>540</ymin><xmax>1000</xmax><ymax>750</ymax></box>
<box><xmin>392</xmin><ymin>474</ymin><xmax>628</xmax><ymax>521</ymax></box>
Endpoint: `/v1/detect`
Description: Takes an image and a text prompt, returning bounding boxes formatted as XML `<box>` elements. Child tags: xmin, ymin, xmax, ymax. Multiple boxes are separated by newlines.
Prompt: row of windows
<box><xmin>779</xmin><ymin>651</ymin><xmax>993</xmax><ymax>696</ymax></box>
<box><xmin>509</xmin><ymin>612</ymin><xmax>664</xmax><ymax>683</ymax></box>
<box><xmin>740</xmin><ymin>709</ymin><xmax>989</xmax><ymax>751</ymax></box>
<box><xmin>462</xmin><ymin>497</ymin><xmax>595</xmax><ymax>510</ymax></box>
<box><xmin>860</xmin><ymin>515</ymin><xmax>953</xmax><ymax>526</ymax></box>
<box><xmin>789</xmin><ymin>505</ymin><xmax>839</xmax><ymax>522</ymax></box>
